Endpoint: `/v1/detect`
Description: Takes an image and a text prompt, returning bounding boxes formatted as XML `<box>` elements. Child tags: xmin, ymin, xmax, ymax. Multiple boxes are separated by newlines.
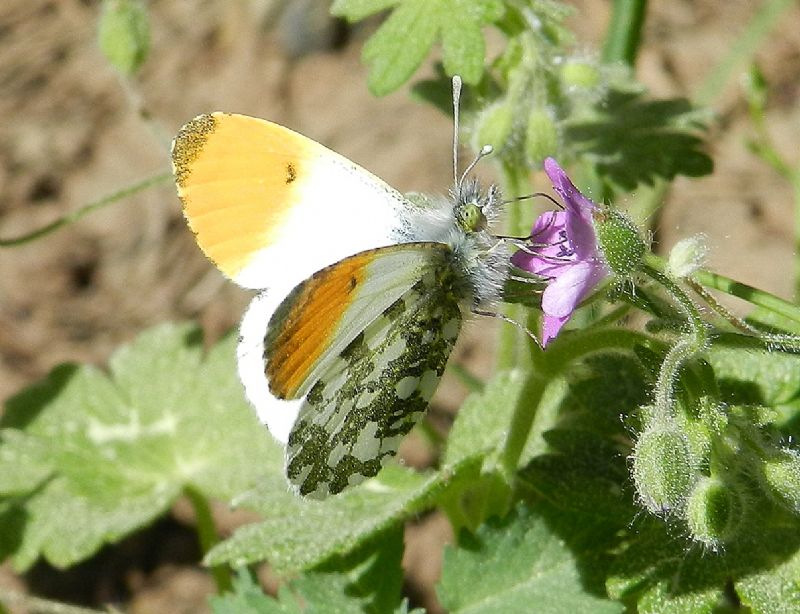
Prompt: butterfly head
<box><xmin>454</xmin><ymin>177</ymin><xmax>502</xmax><ymax>235</ymax></box>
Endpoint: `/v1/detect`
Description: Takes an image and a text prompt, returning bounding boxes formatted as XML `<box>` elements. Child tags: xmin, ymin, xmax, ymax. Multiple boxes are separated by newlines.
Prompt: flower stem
<box><xmin>0</xmin><ymin>170</ymin><xmax>172</xmax><ymax>247</ymax></box>
<box><xmin>498</xmin><ymin>162</ymin><xmax>535</xmax><ymax>371</ymax></box>
<box><xmin>184</xmin><ymin>486</ymin><xmax>232</xmax><ymax>593</ymax></box>
<box><xmin>501</xmin><ymin>371</ymin><xmax>548</xmax><ymax>476</ymax></box>
<box><xmin>687</xmin><ymin>278</ymin><xmax>800</xmax><ymax>351</ymax></box>
<box><xmin>602</xmin><ymin>0</ymin><xmax>648</xmax><ymax>66</ymax></box>
<box><xmin>448</xmin><ymin>362</ymin><xmax>485</xmax><ymax>393</ymax></box>
<box><xmin>691</xmin><ymin>268</ymin><xmax>800</xmax><ymax>327</ymax></box>
<box><xmin>643</xmin><ymin>262</ymin><xmax>708</xmax><ymax>416</ymax></box>
<box><xmin>695</xmin><ymin>0</ymin><xmax>796</xmax><ymax>106</ymax></box>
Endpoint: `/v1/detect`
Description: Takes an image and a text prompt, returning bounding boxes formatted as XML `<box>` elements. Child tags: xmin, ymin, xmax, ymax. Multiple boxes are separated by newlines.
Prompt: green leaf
<box><xmin>211</xmin><ymin>529</ymin><xmax>409</xmax><ymax>614</ymax></box>
<box><xmin>97</xmin><ymin>0</ymin><xmax>150</xmax><ymax>76</ymax></box>
<box><xmin>0</xmin><ymin>429</ymin><xmax>52</xmax><ymax>495</ymax></box>
<box><xmin>565</xmin><ymin>89</ymin><xmax>713</xmax><ymax>190</ymax></box>
<box><xmin>443</xmin><ymin>369</ymin><xmax>529</xmax><ymax>468</ymax></box>
<box><xmin>440</xmin><ymin>0</ymin><xmax>504</xmax><ymax>85</ymax></box>
<box><xmin>0</xmin><ymin>323</ymin><xmax>281</xmax><ymax>570</ymax></box>
<box><xmin>707</xmin><ymin>344</ymin><xmax>800</xmax><ymax>412</ymax></box>
<box><xmin>437</xmin><ymin>506</ymin><xmax>624</xmax><ymax>613</ymax></box>
<box><xmin>362</xmin><ymin>0</ymin><xmax>440</xmax><ymax>96</ymax></box>
<box><xmin>359</xmin><ymin>0</ymin><xmax>503</xmax><ymax>95</ymax></box>
<box><xmin>331</xmin><ymin>0</ymin><xmax>400</xmax><ymax>21</ymax></box>
<box><xmin>210</xmin><ymin>569</ymin><xmax>284</xmax><ymax>614</ymax></box>
<box><xmin>737</xmin><ymin>547</ymin><xmax>800</xmax><ymax>614</ymax></box>
<box><xmin>205</xmin><ymin>462</ymin><xmax>463</xmax><ymax>573</ymax></box>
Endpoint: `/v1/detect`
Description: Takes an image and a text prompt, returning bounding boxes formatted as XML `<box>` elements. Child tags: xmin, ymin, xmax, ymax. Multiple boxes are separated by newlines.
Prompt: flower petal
<box><xmin>541</xmin><ymin>260</ymin><xmax>605</xmax><ymax>318</ymax></box>
<box><xmin>543</xmin><ymin>158</ymin><xmax>599</xmax><ymax>260</ymax></box>
<box><xmin>543</xmin><ymin>157</ymin><xmax>596</xmax><ymax>215</ymax></box>
<box><xmin>511</xmin><ymin>211</ymin><xmax>574</xmax><ymax>275</ymax></box>
<box><xmin>542</xmin><ymin>314</ymin><xmax>569</xmax><ymax>347</ymax></box>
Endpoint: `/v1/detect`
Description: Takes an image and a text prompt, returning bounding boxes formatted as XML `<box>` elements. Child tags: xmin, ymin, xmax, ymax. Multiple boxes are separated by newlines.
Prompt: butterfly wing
<box><xmin>276</xmin><ymin>244</ymin><xmax>464</xmax><ymax>498</ymax></box>
<box><xmin>238</xmin><ymin>242</ymin><xmax>462</xmax><ymax>447</ymax></box>
<box><xmin>172</xmin><ymin>112</ymin><xmax>417</xmax><ymax>291</ymax></box>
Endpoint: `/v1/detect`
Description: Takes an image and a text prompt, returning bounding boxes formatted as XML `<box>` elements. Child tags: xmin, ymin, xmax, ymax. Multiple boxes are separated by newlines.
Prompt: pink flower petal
<box><xmin>541</xmin><ymin>260</ymin><xmax>605</xmax><ymax>318</ymax></box>
<box><xmin>542</xmin><ymin>314</ymin><xmax>569</xmax><ymax>347</ymax></box>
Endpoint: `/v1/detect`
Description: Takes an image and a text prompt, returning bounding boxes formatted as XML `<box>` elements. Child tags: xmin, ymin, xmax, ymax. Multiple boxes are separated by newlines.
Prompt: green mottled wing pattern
<box><xmin>285</xmin><ymin>254</ymin><xmax>463</xmax><ymax>498</ymax></box>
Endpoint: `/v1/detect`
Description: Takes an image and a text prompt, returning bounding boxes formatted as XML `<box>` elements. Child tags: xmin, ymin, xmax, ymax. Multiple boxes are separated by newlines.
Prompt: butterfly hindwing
<box><xmin>278</xmin><ymin>247</ymin><xmax>464</xmax><ymax>498</ymax></box>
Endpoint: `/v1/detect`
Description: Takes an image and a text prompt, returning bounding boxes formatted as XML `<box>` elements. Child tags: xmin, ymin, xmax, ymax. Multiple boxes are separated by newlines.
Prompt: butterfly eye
<box><xmin>460</xmin><ymin>202</ymin><xmax>487</xmax><ymax>232</ymax></box>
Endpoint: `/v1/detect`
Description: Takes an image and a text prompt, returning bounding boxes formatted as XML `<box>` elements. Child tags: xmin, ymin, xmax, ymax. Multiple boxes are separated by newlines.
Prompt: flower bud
<box><xmin>760</xmin><ymin>450</ymin><xmax>800</xmax><ymax>514</ymax></box>
<box><xmin>666</xmin><ymin>235</ymin><xmax>708</xmax><ymax>278</ymax></box>
<box><xmin>686</xmin><ymin>477</ymin><xmax>743</xmax><ymax>548</ymax></box>
<box><xmin>593</xmin><ymin>209</ymin><xmax>646</xmax><ymax>276</ymax></box>
<box><xmin>474</xmin><ymin>102</ymin><xmax>514</xmax><ymax>154</ymax></box>
<box><xmin>560</xmin><ymin>60</ymin><xmax>601</xmax><ymax>90</ymax></box>
<box><xmin>633</xmin><ymin>425</ymin><xmax>696</xmax><ymax>514</ymax></box>
<box><xmin>98</xmin><ymin>0</ymin><xmax>150</xmax><ymax>76</ymax></box>
<box><xmin>525</xmin><ymin>109</ymin><xmax>559</xmax><ymax>165</ymax></box>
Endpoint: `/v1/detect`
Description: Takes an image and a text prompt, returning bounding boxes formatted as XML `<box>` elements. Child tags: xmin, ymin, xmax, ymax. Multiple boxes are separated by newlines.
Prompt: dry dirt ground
<box><xmin>0</xmin><ymin>0</ymin><xmax>798</xmax><ymax>612</ymax></box>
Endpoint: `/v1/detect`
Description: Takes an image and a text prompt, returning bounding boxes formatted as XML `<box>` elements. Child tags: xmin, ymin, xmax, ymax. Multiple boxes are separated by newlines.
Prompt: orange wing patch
<box><xmin>172</xmin><ymin>113</ymin><xmax>314</xmax><ymax>281</ymax></box>
<box><xmin>266</xmin><ymin>251</ymin><xmax>376</xmax><ymax>399</ymax></box>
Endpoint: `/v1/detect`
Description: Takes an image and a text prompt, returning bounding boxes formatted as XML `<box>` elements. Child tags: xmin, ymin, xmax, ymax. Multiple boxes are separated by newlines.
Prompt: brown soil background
<box><xmin>0</xmin><ymin>0</ymin><xmax>798</xmax><ymax>612</ymax></box>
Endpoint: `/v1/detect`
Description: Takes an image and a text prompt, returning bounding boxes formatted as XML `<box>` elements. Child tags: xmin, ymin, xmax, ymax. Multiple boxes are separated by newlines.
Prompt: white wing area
<box><xmin>237</xmin><ymin>290</ymin><xmax>300</xmax><ymax>443</ymax></box>
<box><xmin>235</xmin><ymin>153</ymin><xmax>413</xmax><ymax>294</ymax></box>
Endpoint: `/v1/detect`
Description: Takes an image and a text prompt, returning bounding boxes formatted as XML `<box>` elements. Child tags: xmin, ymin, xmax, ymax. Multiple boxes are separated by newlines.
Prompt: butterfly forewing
<box><xmin>283</xmin><ymin>251</ymin><xmax>464</xmax><ymax>498</ymax></box>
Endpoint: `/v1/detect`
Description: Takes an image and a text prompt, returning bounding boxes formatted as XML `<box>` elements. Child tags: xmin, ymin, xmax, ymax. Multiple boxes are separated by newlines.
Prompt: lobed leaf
<box><xmin>210</xmin><ymin>529</ymin><xmax>412</xmax><ymax>614</ymax></box>
<box><xmin>331</xmin><ymin>0</ymin><xmax>400</xmax><ymax>22</ymax></box>
<box><xmin>205</xmin><ymin>462</ymin><xmax>468</xmax><ymax>573</ymax></box>
<box><xmin>0</xmin><ymin>323</ymin><xmax>280</xmax><ymax>570</ymax></box>
<box><xmin>437</xmin><ymin>505</ymin><xmax>624</xmax><ymax>613</ymax></box>
<box><xmin>565</xmin><ymin>89</ymin><xmax>713</xmax><ymax>190</ymax></box>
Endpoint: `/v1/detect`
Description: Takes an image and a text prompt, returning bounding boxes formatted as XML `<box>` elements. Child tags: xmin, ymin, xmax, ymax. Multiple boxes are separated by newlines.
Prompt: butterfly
<box><xmin>172</xmin><ymin>77</ymin><xmax>511</xmax><ymax>498</ymax></box>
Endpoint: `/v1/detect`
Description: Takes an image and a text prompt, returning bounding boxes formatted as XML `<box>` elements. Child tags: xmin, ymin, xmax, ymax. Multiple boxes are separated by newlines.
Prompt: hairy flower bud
<box><xmin>474</xmin><ymin>102</ymin><xmax>514</xmax><ymax>154</ymax></box>
<box><xmin>560</xmin><ymin>60</ymin><xmax>601</xmax><ymax>90</ymax></box>
<box><xmin>667</xmin><ymin>235</ymin><xmax>708</xmax><ymax>278</ymax></box>
<box><xmin>633</xmin><ymin>425</ymin><xmax>696</xmax><ymax>515</ymax></box>
<box><xmin>593</xmin><ymin>209</ymin><xmax>645</xmax><ymax>276</ymax></box>
<box><xmin>761</xmin><ymin>450</ymin><xmax>800</xmax><ymax>515</ymax></box>
<box><xmin>686</xmin><ymin>477</ymin><xmax>743</xmax><ymax>548</ymax></box>
<box><xmin>525</xmin><ymin>109</ymin><xmax>559</xmax><ymax>165</ymax></box>
<box><xmin>98</xmin><ymin>0</ymin><xmax>150</xmax><ymax>76</ymax></box>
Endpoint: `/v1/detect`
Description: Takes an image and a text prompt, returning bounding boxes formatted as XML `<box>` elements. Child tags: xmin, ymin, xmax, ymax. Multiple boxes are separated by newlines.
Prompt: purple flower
<box><xmin>512</xmin><ymin>158</ymin><xmax>610</xmax><ymax>346</ymax></box>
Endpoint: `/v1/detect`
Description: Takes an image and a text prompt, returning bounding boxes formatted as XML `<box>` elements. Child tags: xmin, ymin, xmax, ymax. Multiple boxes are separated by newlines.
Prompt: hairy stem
<box><xmin>687</xmin><ymin>278</ymin><xmax>800</xmax><ymax>352</ymax></box>
<box><xmin>692</xmin><ymin>268</ymin><xmax>800</xmax><ymax>328</ymax></box>
<box><xmin>602</xmin><ymin>0</ymin><xmax>648</xmax><ymax>66</ymax></box>
<box><xmin>643</xmin><ymin>262</ymin><xmax>708</xmax><ymax>416</ymax></box>
<box><xmin>184</xmin><ymin>486</ymin><xmax>232</xmax><ymax>593</ymax></box>
<box><xmin>695</xmin><ymin>0</ymin><xmax>796</xmax><ymax>105</ymax></box>
<box><xmin>0</xmin><ymin>171</ymin><xmax>172</xmax><ymax>247</ymax></box>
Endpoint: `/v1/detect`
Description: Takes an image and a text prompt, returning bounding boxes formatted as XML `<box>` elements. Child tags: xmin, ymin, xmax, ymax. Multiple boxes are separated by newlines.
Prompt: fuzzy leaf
<box><xmin>437</xmin><ymin>506</ymin><xmax>624</xmax><ymax>613</ymax></box>
<box><xmin>707</xmin><ymin>343</ymin><xmax>800</xmax><ymax>413</ymax></box>
<box><xmin>331</xmin><ymin>0</ymin><xmax>399</xmax><ymax>21</ymax></box>
<box><xmin>443</xmin><ymin>369</ymin><xmax>530</xmax><ymax>468</ymax></box>
<box><xmin>211</xmin><ymin>529</ymin><xmax>409</xmax><ymax>614</ymax></box>
<box><xmin>205</xmin><ymin>462</ymin><xmax>463</xmax><ymax>573</ymax></box>
<box><xmin>565</xmin><ymin>89</ymin><xmax>713</xmax><ymax>190</ymax></box>
<box><xmin>359</xmin><ymin>0</ymin><xmax>503</xmax><ymax>95</ymax></box>
<box><xmin>0</xmin><ymin>323</ymin><xmax>280</xmax><ymax>570</ymax></box>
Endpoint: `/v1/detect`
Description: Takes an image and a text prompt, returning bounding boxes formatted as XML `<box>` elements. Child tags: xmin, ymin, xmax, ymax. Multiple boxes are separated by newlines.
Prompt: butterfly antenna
<box><xmin>502</xmin><ymin>191</ymin><xmax>563</xmax><ymax>209</ymax></box>
<box><xmin>452</xmin><ymin>75</ymin><xmax>462</xmax><ymax>190</ymax></box>
<box><xmin>459</xmin><ymin>144</ymin><xmax>493</xmax><ymax>190</ymax></box>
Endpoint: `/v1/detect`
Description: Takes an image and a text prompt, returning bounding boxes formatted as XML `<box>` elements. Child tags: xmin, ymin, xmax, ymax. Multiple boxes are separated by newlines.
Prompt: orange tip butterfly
<box><xmin>172</xmin><ymin>77</ymin><xmax>510</xmax><ymax>498</ymax></box>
